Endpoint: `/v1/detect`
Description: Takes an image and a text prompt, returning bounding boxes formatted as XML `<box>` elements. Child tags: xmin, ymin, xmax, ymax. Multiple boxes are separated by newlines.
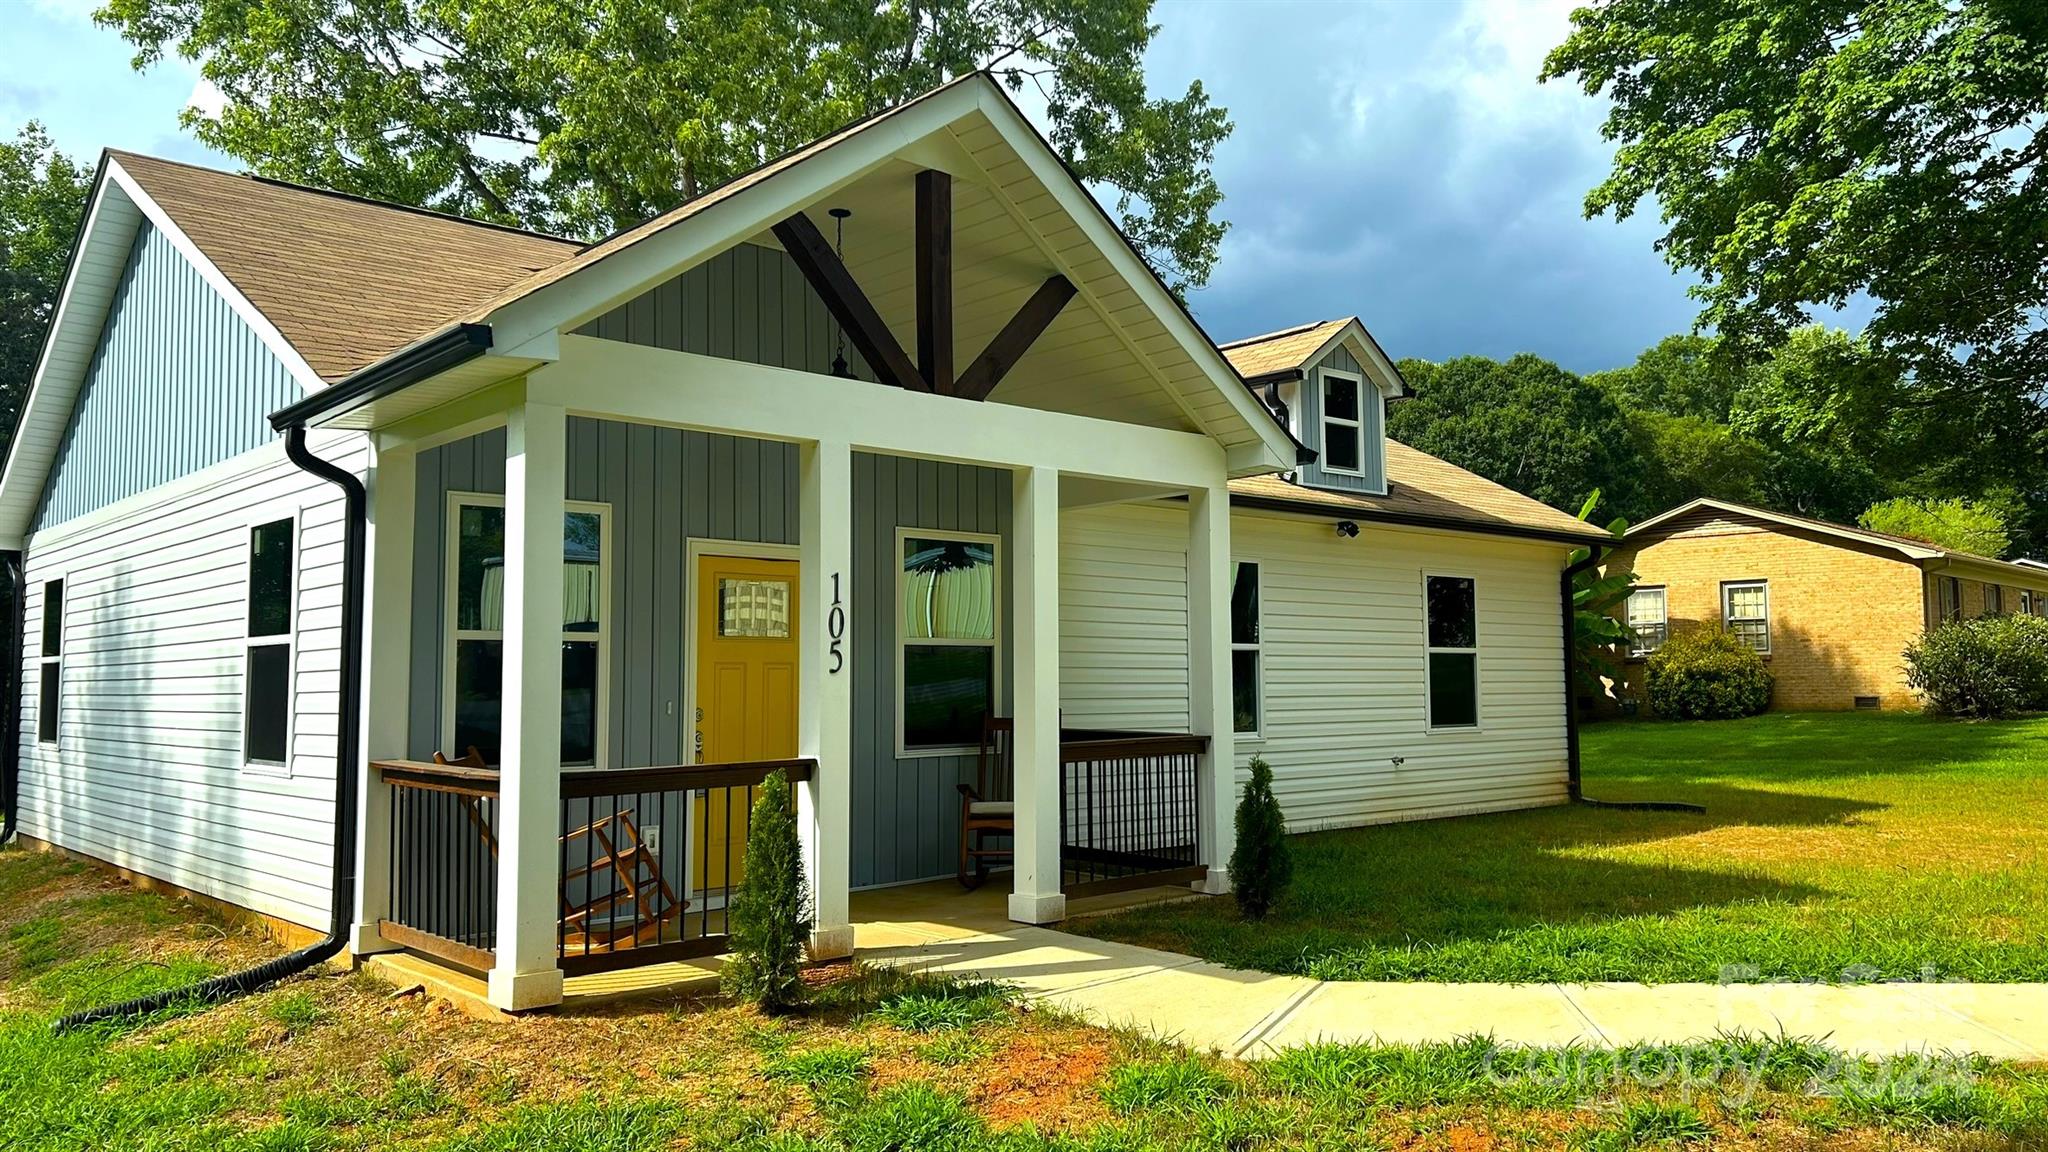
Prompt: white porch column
<box><xmin>799</xmin><ymin>439</ymin><xmax>855</xmax><ymax>959</ymax></box>
<box><xmin>1009</xmin><ymin>465</ymin><xmax>1065</xmax><ymax>924</ymax></box>
<box><xmin>489</xmin><ymin>401</ymin><xmax>567</xmax><ymax>1010</ymax></box>
<box><xmin>350</xmin><ymin>435</ymin><xmax>416</xmax><ymax>956</ymax></box>
<box><xmin>1187</xmin><ymin>483</ymin><xmax>1235</xmax><ymax>895</ymax></box>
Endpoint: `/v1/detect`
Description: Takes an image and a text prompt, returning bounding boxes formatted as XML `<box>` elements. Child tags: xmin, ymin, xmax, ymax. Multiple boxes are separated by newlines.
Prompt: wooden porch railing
<box><xmin>1057</xmin><ymin>730</ymin><xmax>1209</xmax><ymax>897</ymax></box>
<box><xmin>374</xmin><ymin>757</ymin><xmax>813</xmax><ymax>978</ymax></box>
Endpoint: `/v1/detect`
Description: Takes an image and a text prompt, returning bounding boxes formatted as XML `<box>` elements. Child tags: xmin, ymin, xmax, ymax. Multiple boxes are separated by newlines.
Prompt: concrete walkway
<box><xmin>852</xmin><ymin>889</ymin><xmax>2048</xmax><ymax>1061</ymax></box>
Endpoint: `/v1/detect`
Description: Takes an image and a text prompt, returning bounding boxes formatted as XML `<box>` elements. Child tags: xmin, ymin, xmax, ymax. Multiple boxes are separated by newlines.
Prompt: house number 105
<box><xmin>827</xmin><ymin>573</ymin><xmax>847</xmax><ymax>674</ymax></box>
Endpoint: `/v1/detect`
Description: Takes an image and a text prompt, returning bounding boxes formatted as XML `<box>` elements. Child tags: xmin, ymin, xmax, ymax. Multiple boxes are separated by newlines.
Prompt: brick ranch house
<box><xmin>1603</xmin><ymin>497</ymin><xmax>2048</xmax><ymax>712</ymax></box>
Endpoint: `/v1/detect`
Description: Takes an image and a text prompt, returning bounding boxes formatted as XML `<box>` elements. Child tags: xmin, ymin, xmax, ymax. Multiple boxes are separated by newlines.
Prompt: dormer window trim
<box><xmin>1318</xmin><ymin>368</ymin><xmax>1366</xmax><ymax>478</ymax></box>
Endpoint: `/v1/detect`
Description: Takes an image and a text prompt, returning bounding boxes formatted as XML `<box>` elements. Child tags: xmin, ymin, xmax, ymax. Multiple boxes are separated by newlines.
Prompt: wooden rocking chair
<box><xmin>956</xmin><ymin>717</ymin><xmax>1014</xmax><ymax>889</ymax></box>
<box><xmin>438</xmin><ymin>747</ymin><xmax>685</xmax><ymax>953</ymax></box>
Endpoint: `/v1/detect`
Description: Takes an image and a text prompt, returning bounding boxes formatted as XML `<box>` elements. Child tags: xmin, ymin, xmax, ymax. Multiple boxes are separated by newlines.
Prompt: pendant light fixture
<box><xmin>829</xmin><ymin>208</ymin><xmax>855</xmax><ymax>378</ymax></box>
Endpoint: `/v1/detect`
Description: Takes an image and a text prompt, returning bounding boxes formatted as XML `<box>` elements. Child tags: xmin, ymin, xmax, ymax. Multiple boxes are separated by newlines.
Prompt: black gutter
<box><xmin>1230</xmin><ymin>492</ymin><xmax>1616</xmax><ymax>549</ymax></box>
<box><xmin>55</xmin><ymin>425</ymin><xmax>367</xmax><ymax>1031</ymax></box>
<box><xmin>269</xmin><ymin>323</ymin><xmax>492</xmax><ymax>432</ymax></box>
<box><xmin>1560</xmin><ymin>545</ymin><xmax>1603</xmax><ymax>802</ymax></box>
<box><xmin>1243</xmin><ymin>368</ymin><xmax>1304</xmax><ymax>387</ymax></box>
<box><xmin>0</xmin><ymin>549</ymin><xmax>22</xmax><ymax>847</ymax></box>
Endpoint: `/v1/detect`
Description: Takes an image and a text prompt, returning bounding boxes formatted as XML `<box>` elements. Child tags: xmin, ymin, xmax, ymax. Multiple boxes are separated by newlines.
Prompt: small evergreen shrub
<box><xmin>722</xmin><ymin>768</ymin><xmax>812</xmax><ymax>1012</ymax></box>
<box><xmin>1904</xmin><ymin>614</ymin><xmax>2048</xmax><ymax>719</ymax></box>
<box><xmin>1644</xmin><ymin>628</ymin><xmax>1774</xmax><ymax>720</ymax></box>
<box><xmin>1229</xmin><ymin>757</ymin><xmax>1292</xmax><ymax>920</ymax></box>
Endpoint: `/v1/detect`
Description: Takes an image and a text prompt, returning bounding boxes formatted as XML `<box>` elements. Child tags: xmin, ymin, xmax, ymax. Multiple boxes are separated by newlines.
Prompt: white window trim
<box><xmin>37</xmin><ymin>575</ymin><xmax>63</xmax><ymax>748</ymax></box>
<box><xmin>1318</xmin><ymin>368</ymin><xmax>1366</xmax><ymax>477</ymax></box>
<box><xmin>1232</xmin><ymin>559</ymin><xmax>1263</xmax><ymax>742</ymax></box>
<box><xmin>895</xmin><ymin>526</ymin><xmax>1003</xmax><ymax>759</ymax></box>
<box><xmin>1626</xmin><ymin>586</ymin><xmax>1668</xmax><ymax>657</ymax></box>
<box><xmin>1721</xmin><ymin>579</ymin><xmax>1771</xmax><ymax>653</ymax></box>
<box><xmin>442</xmin><ymin>491</ymin><xmax>613</xmax><ymax>770</ymax></box>
<box><xmin>241</xmin><ymin>512</ymin><xmax>300</xmax><ymax>776</ymax></box>
<box><xmin>1423</xmin><ymin>570</ymin><xmax>1482</xmax><ymax>732</ymax></box>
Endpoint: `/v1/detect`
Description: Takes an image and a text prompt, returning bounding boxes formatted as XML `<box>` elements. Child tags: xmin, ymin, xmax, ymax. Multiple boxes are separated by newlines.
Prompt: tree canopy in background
<box><xmin>1388</xmin><ymin>353</ymin><xmax>1643</xmax><ymax>519</ymax></box>
<box><xmin>1391</xmin><ymin>324</ymin><xmax>2044</xmax><ymax>557</ymax></box>
<box><xmin>0</xmin><ymin>123</ymin><xmax>91</xmax><ymax>456</ymax></box>
<box><xmin>1543</xmin><ymin>0</ymin><xmax>2048</xmax><ymax>546</ymax></box>
<box><xmin>1860</xmin><ymin>497</ymin><xmax>2013</xmax><ymax>559</ymax></box>
<box><xmin>95</xmin><ymin>0</ymin><xmax>1233</xmax><ymax>290</ymax></box>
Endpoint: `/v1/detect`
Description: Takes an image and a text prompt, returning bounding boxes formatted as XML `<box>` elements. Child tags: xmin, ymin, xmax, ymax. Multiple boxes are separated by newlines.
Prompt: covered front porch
<box><xmin>291</xmin><ymin>74</ymin><xmax>1296</xmax><ymax>1010</ymax></box>
<box><xmin>346</xmin><ymin>351</ymin><xmax>1247</xmax><ymax>1009</ymax></box>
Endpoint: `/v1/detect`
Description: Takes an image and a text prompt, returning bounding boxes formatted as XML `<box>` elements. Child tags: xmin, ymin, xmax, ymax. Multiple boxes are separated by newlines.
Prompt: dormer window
<box><xmin>1320</xmin><ymin>370</ymin><xmax>1364</xmax><ymax>475</ymax></box>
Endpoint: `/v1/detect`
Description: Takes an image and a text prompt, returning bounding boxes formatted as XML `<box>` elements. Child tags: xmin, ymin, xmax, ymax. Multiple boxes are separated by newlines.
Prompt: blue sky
<box><xmin>2</xmin><ymin>0</ymin><xmax>1712</xmax><ymax>374</ymax></box>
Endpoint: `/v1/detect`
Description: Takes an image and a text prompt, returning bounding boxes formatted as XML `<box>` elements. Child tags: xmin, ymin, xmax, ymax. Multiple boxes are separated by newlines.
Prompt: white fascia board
<box><xmin>105</xmin><ymin>158</ymin><xmax>325</xmax><ymax>394</ymax></box>
<box><xmin>530</xmin><ymin>335</ymin><xmax>1228</xmax><ymax>489</ymax></box>
<box><xmin>482</xmin><ymin>86</ymin><xmax>986</xmax><ymax>353</ymax></box>
<box><xmin>970</xmin><ymin>86</ymin><xmax>1296</xmax><ymax>476</ymax></box>
<box><xmin>0</xmin><ymin>168</ymin><xmax>148</xmax><ymax>549</ymax></box>
<box><xmin>1324</xmin><ymin>323</ymin><xmax>1405</xmax><ymax>400</ymax></box>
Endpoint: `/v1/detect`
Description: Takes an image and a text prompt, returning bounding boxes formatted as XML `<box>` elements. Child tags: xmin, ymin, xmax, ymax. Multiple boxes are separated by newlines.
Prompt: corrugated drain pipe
<box><xmin>1562</xmin><ymin>544</ymin><xmax>1705</xmax><ymax>815</ymax></box>
<box><xmin>55</xmin><ymin>425</ymin><xmax>365</xmax><ymax>1031</ymax></box>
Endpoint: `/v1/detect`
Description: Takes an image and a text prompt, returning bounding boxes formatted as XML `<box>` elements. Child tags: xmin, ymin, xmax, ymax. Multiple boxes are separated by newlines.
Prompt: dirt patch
<box><xmin>967</xmin><ymin>1024</ymin><xmax>1116</xmax><ymax>1132</ymax></box>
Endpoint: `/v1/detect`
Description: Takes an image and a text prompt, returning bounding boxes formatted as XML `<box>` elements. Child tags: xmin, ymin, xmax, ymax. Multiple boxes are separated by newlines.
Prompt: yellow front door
<box><xmin>694</xmin><ymin>553</ymin><xmax>800</xmax><ymax>892</ymax></box>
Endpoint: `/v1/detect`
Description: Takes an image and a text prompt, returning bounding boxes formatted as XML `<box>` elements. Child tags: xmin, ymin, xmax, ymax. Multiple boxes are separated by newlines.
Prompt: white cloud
<box><xmin>185</xmin><ymin>77</ymin><xmax>227</xmax><ymax>121</ymax></box>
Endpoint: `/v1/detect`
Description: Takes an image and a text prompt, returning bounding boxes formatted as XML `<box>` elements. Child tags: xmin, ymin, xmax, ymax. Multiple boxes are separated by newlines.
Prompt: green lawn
<box><xmin>1087</xmin><ymin>712</ymin><xmax>2048</xmax><ymax>983</ymax></box>
<box><xmin>6</xmin><ymin>839</ymin><xmax>2048</xmax><ymax>1149</ymax></box>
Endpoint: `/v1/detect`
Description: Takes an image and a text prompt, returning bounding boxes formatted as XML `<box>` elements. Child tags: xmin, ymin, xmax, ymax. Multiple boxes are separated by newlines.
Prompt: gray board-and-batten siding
<box><xmin>410</xmin><ymin>425</ymin><xmax>1013</xmax><ymax>887</ymax></box>
<box><xmin>1289</xmin><ymin>343</ymin><xmax>1386</xmax><ymax>495</ymax></box>
<box><xmin>33</xmin><ymin>222</ymin><xmax>303</xmax><ymax>533</ymax></box>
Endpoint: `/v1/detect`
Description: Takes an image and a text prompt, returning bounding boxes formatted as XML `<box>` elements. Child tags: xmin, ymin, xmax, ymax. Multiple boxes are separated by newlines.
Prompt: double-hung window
<box><xmin>245</xmin><ymin>520</ymin><xmax>295</xmax><ymax>766</ymax></box>
<box><xmin>1985</xmin><ymin>584</ymin><xmax>2004</xmax><ymax>615</ymax></box>
<box><xmin>37</xmin><ymin>579</ymin><xmax>62</xmax><ymax>745</ymax></box>
<box><xmin>447</xmin><ymin>496</ymin><xmax>609</xmax><ymax>766</ymax></box>
<box><xmin>899</xmin><ymin>531</ymin><xmax>999</xmax><ymax>754</ymax></box>
<box><xmin>1230</xmin><ymin>562</ymin><xmax>1261</xmax><ymax>736</ymax></box>
<box><xmin>1319</xmin><ymin>370</ymin><xmax>1365</xmax><ymax>475</ymax></box>
<box><xmin>1625</xmin><ymin>587</ymin><xmax>1667</xmax><ymax>656</ymax></box>
<box><xmin>1722</xmin><ymin>580</ymin><xmax>1770</xmax><ymax>652</ymax></box>
<box><xmin>1425</xmin><ymin>574</ymin><xmax>1479</xmax><ymax>729</ymax></box>
<box><xmin>1937</xmin><ymin>576</ymin><xmax>1962</xmax><ymax>624</ymax></box>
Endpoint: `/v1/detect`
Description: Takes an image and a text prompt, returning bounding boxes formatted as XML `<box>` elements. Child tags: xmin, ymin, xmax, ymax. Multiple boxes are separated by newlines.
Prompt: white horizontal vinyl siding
<box><xmin>1058</xmin><ymin>503</ymin><xmax>1571</xmax><ymax>833</ymax></box>
<box><xmin>1059</xmin><ymin>502</ymin><xmax>1191</xmax><ymax>732</ymax></box>
<box><xmin>16</xmin><ymin>432</ymin><xmax>365</xmax><ymax>930</ymax></box>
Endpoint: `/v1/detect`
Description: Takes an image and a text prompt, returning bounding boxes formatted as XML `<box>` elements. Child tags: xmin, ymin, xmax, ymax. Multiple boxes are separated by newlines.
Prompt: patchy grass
<box><xmin>6</xmin><ymin>843</ymin><xmax>2048</xmax><ymax>1150</ymax></box>
<box><xmin>1083</xmin><ymin>712</ymin><xmax>2048</xmax><ymax>983</ymax></box>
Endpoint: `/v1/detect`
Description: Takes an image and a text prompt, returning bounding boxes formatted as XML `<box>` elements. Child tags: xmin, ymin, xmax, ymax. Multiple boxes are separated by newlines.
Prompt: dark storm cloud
<box><xmin>1151</xmin><ymin>0</ymin><xmax>1705</xmax><ymax>374</ymax></box>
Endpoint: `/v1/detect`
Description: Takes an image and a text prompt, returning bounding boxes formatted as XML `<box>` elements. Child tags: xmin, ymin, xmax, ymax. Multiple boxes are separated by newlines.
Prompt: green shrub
<box><xmin>1228</xmin><ymin>757</ymin><xmax>1292</xmax><ymax>920</ymax></box>
<box><xmin>722</xmin><ymin>769</ymin><xmax>812</xmax><ymax>1012</ymax></box>
<box><xmin>1904</xmin><ymin>614</ymin><xmax>2048</xmax><ymax>719</ymax></box>
<box><xmin>1644</xmin><ymin>628</ymin><xmax>1774</xmax><ymax>720</ymax></box>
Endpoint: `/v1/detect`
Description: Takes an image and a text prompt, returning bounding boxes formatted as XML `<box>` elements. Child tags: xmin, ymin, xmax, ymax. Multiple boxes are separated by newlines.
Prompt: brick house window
<box><xmin>1625</xmin><ymin>587</ymin><xmax>1667</xmax><ymax>655</ymax></box>
<box><xmin>1937</xmin><ymin>576</ymin><xmax>1962</xmax><ymax>624</ymax></box>
<box><xmin>1985</xmin><ymin>584</ymin><xmax>2004</xmax><ymax>615</ymax></box>
<box><xmin>1722</xmin><ymin>580</ymin><xmax>1770</xmax><ymax>652</ymax></box>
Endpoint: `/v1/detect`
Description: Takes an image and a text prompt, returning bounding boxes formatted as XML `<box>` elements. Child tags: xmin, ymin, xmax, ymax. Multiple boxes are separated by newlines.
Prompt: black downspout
<box><xmin>1560</xmin><ymin>545</ymin><xmax>1603</xmax><ymax>802</ymax></box>
<box><xmin>1</xmin><ymin>549</ymin><xmax>22</xmax><ymax>847</ymax></box>
<box><xmin>55</xmin><ymin>425</ymin><xmax>366</xmax><ymax>1031</ymax></box>
<box><xmin>1561</xmin><ymin>545</ymin><xmax>1707</xmax><ymax>815</ymax></box>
